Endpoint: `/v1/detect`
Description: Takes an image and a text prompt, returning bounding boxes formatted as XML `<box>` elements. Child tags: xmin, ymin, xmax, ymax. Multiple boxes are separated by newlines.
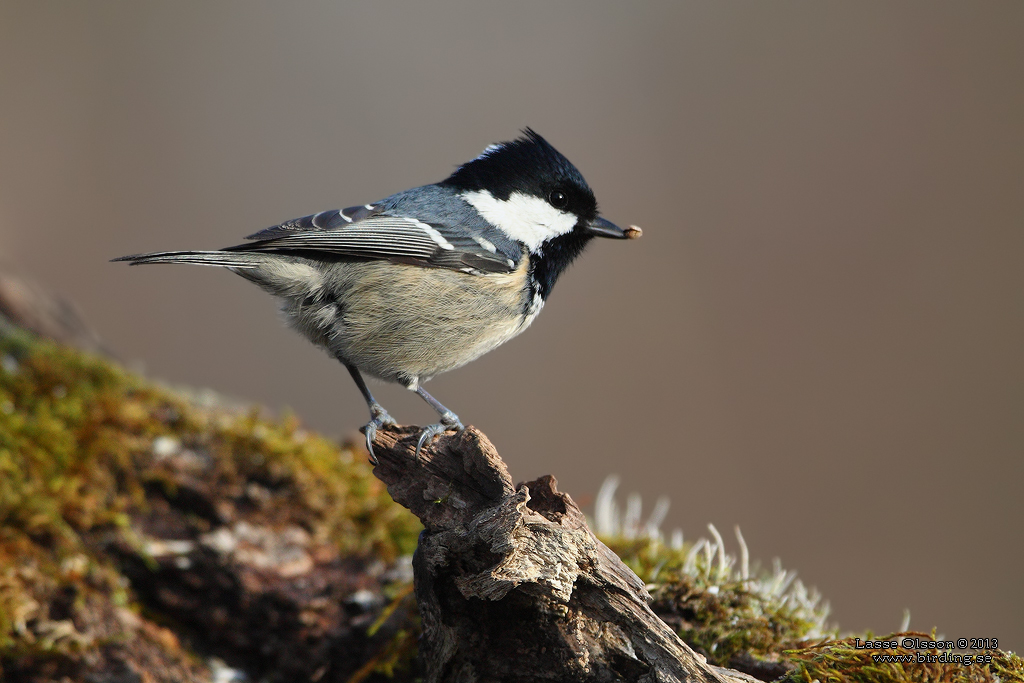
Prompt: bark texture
<box><xmin>370</xmin><ymin>426</ymin><xmax>753</xmax><ymax>683</ymax></box>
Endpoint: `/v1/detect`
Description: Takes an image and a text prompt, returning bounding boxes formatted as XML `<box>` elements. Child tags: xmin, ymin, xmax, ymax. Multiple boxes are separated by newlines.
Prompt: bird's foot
<box><xmin>364</xmin><ymin>406</ymin><xmax>397</xmax><ymax>464</ymax></box>
<box><xmin>415</xmin><ymin>411</ymin><xmax>464</xmax><ymax>459</ymax></box>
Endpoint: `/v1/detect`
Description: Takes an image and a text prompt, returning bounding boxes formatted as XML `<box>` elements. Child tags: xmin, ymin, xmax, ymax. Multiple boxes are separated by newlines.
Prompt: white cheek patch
<box><xmin>461</xmin><ymin>190</ymin><xmax>578</xmax><ymax>251</ymax></box>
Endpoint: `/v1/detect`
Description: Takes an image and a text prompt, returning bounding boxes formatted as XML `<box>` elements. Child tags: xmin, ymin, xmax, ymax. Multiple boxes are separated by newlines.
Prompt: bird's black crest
<box><xmin>442</xmin><ymin>129</ymin><xmax>596</xmax><ymax>216</ymax></box>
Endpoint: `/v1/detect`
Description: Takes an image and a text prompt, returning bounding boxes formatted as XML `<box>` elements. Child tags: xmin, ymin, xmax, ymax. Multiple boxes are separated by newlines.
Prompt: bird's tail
<box><xmin>112</xmin><ymin>251</ymin><xmax>260</xmax><ymax>268</ymax></box>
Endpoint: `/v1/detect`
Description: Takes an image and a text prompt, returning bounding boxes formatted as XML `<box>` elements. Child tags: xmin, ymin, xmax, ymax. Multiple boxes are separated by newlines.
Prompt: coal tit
<box><xmin>116</xmin><ymin>129</ymin><xmax>641</xmax><ymax>459</ymax></box>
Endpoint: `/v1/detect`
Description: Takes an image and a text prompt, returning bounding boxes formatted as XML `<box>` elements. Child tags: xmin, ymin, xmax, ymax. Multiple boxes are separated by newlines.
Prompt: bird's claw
<box><xmin>414</xmin><ymin>411</ymin><xmax>464</xmax><ymax>459</ymax></box>
<box><xmin>364</xmin><ymin>407</ymin><xmax>397</xmax><ymax>465</ymax></box>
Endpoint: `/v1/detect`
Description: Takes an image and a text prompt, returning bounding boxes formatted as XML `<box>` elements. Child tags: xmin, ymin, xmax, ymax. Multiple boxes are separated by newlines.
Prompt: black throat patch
<box><xmin>529</xmin><ymin>229</ymin><xmax>594</xmax><ymax>301</ymax></box>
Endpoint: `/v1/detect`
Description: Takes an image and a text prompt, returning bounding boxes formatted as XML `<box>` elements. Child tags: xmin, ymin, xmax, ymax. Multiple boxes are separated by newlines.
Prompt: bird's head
<box><xmin>441</xmin><ymin>129</ymin><xmax>639</xmax><ymax>297</ymax></box>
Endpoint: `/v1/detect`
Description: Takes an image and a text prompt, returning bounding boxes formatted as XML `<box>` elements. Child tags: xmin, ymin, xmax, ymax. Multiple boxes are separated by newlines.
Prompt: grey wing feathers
<box><xmin>230</xmin><ymin>211</ymin><xmax>518</xmax><ymax>274</ymax></box>
<box><xmin>244</xmin><ymin>205</ymin><xmax>382</xmax><ymax>240</ymax></box>
<box><xmin>112</xmin><ymin>251</ymin><xmax>262</xmax><ymax>268</ymax></box>
<box><xmin>117</xmin><ymin>188</ymin><xmax>522</xmax><ymax>275</ymax></box>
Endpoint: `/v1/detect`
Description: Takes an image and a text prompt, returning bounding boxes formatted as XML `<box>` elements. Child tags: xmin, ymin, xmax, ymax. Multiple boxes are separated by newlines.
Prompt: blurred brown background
<box><xmin>2</xmin><ymin>1</ymin><xmax>1021</xmax><ymax>649</ymax></box>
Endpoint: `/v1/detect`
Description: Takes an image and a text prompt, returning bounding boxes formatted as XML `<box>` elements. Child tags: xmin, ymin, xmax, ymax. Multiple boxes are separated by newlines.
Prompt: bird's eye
<box><xmin>548</xmin><ymin>189</ymin><xmax>568</xmax><ymax>209</ymax></box>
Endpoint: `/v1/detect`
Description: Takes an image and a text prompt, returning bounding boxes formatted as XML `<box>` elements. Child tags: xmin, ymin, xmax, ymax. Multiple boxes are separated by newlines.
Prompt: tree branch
<box><xmin>370</xmin><ymin>426</ymin><xmax>755</xmax><ymax>683</ymax></box>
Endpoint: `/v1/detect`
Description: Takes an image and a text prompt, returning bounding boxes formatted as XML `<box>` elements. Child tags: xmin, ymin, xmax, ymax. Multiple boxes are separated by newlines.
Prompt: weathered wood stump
<box><xmin>370</xmin><ymin>426</ymin><xmax>756</xmax><ymax>683</ymax></box>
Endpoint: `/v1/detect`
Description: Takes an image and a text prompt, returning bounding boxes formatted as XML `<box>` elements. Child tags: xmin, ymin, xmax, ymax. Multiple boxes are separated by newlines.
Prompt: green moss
<box><xmin>604</xmin><ymin>538</ymin><xmax>1023</xmax><ymax>683</ymax></box>
<box><xmin>3</xmin><ymin>323</ymin><xmax>1020</xmax><ymax>683</ymax></box>
<box><xmin>780</xmin><ymin>632</ymin><xmax>1024</xmax><ymax>683</ymax></box>
<box><xmin>606</xmin><ymin>537</ymin><xmax>828</xmax><ymax>672</ymax></box>
<box><xmin>0</xmin><ymin>327</ymin><xmax>420</xmax><ymax>675</ymax></box>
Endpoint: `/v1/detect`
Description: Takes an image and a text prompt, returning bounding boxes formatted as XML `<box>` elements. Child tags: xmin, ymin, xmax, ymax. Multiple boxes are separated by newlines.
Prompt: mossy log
<box><xmin>369</xmin><ymin>426</ymin><xmax>756</xmax><ymax>683</ymax></box>
<box><xmin>4</xmin><ymin>271</ymin><xmax>1023</xmax><ymax>683</ymax></box>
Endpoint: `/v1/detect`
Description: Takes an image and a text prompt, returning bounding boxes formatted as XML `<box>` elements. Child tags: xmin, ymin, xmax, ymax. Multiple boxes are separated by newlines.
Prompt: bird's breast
<box><xmin>288</xmin><ymin>257</ymin><xmax>537</xmax><ymax>383</ymax></box>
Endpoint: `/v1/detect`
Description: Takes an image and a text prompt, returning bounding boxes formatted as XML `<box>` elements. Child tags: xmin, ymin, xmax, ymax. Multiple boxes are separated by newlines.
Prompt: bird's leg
<box><xmin>343</xmin><ymin>362</ymin><xmax>395</xmax><ymax>464</ymax></box>
<box><xmin>412</xmin><ymin>385</ymin><xmax>465</xmax><ymax>458</ymax></box>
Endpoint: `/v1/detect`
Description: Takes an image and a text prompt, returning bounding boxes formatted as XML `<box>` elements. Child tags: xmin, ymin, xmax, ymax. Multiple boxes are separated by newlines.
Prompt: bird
<box><xmin>116</xmin><ymin>129</ymin><xmax>641</xmax><ymax>460</ymax></box>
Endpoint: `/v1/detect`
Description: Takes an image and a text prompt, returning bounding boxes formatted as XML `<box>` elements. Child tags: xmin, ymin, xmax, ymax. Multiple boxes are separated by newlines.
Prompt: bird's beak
<box><xmin>586</xmin><ymin>216</ymin><xmax>642</xmax><ymax>240</ymax></box>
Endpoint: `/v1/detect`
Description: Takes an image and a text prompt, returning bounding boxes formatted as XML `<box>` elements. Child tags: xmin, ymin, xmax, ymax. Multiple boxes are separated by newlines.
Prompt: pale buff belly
<box><xmin>282</xmin><ymin>258</ymin><xmax>538</xmax><ymax>386</ymax></box>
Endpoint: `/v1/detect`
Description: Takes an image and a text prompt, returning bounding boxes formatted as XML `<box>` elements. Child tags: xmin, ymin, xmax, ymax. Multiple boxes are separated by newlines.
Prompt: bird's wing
<box><xmin>230</xmin><ymin>203</ymin><xmax>520</xmax><ymax>275</ymax></box>
<box><xmin>243</xmin><ymin>204</ymin><xmax>386</xmax><ymax>240</ymax></box>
